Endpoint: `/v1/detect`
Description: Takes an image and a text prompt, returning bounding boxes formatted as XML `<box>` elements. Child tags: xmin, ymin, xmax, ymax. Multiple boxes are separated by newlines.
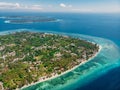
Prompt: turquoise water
<box><xmin>21</xmin><ymin>30</ymin><xmax>120</xmax><ymax>90</ymax></box>
<box><xmin>0</xmin><ymin>13</ymin><xmax>120</xmax><ymax>90</ymax></box>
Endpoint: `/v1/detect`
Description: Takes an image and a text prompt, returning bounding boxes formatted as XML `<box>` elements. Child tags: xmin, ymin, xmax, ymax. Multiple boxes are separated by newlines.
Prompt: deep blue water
<box><xmin>79</xmin><ymin>66</ymin><xmax>120</xmax><ymax>90</ymax></box>
<box><xmin>0</xmin><ymin>12</ymin><xmax>120</xmax><ymax>90</ymax></box>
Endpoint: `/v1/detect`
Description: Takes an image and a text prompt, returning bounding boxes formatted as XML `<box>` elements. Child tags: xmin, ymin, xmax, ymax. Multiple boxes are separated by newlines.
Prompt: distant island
<box><xmin>0</xmin><ymin>31</ymin><xmax>99</xmax><ymax>90</ymax></box>
<box><xmin>4</xmin><ymin>16</ymin><xmax>57</xmax><ymax>24</ymax></box>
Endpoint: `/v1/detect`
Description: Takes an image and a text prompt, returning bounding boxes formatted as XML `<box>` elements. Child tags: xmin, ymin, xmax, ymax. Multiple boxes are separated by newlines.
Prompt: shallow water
<box><xmin>0</xmin><ymin>13</ymin><xmax>120</xmax><ymax>90</ymax></box>
<box><xmin>21</xmin><ymin>30</ymin><xmax>120</xmax><ymax>90</ymax></box>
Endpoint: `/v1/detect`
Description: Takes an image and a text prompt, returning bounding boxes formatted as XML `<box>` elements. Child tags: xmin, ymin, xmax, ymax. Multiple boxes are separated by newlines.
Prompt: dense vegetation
<box><xmin>4</xmin><ymin>16</ymin><xmax>57</xmax><ymax>24</ymax></box>
<box><xmin>0</xmin><ymin>31</ymin><xmax>99</xmax><ymax>90</ymax></box>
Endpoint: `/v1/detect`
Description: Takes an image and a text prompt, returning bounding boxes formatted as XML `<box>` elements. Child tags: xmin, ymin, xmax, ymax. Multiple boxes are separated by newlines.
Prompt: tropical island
<box><xmin>4</xmin><ymin>16</ymin><xmax>57</xmax><ymax>24</ymax></box>
<box><xmin>0</xmin><ymin>31</ymin><xmax>99</xmax><ymax>90</ymax></box>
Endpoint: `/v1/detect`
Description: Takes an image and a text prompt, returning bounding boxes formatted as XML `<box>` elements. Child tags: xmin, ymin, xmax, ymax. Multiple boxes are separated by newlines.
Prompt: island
<box><xmin>4</xmin><ymin>16</ymin><xmax>57</xmax><ymax>24</ymax></box>
<box><xmin>0</xmin><ymin>31</ymin><xmax>99</xmax><ymax>90</ymax></box>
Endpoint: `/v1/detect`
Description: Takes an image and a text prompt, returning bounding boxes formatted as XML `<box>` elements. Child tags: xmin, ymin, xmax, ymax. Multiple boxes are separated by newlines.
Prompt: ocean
<box><xmin>0</xmin><ymin>12</ymin><xmax>120</xmax><ymax>90</ymax></box>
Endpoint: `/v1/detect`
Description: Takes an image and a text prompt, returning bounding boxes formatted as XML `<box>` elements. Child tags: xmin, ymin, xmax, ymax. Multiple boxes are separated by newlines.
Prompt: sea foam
<box><xmin>21</xmin><ymin>29</ymin><xmax>120</xmax><ymax>90</ymax></box>
<box><xmin>4</xmin><ymin>20</ymin><xmax>10</xmax><ymax>23</ymax></box>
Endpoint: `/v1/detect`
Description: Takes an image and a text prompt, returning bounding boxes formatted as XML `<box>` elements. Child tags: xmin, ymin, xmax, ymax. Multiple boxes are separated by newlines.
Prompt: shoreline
<box><xmin>19</xmin><ymin>45</ymin><xmax>102</xmax><ymax>90</ymax></box>
<box><xmin>0</xmin><ymin>30</ymin><xmax>102</xmax><ymax>90</ymax></box>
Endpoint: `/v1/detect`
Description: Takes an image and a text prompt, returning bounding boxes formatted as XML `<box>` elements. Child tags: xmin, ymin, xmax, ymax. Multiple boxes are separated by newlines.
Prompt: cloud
<box><xmin>15</xmin><ymin>3</ymin><xmax>20</xmax><ymax>8</ymax></box>
<box><xmin>60</xmin><ymin>3</ymin><xmax>66</xmax><ymax>8</ymax></box>
<box><xmin>60</xmin><ymin>3</ymin><xmax>72</xmax><ymax>8</ymax></box>
<box><xmin>0</xmin><ymin>2</ymin><xmax>20</xmax><ymax>9</ymax></box>
<box><xmin>0</xmin><ymin>2</ymin><xmax>43</xmax><ymax>11</ymax></box>
<box><xmin>29</xmin><ymin>5</ymin><xmax>43</xmax><ymax>10</ymax></box>
<box><xmin>0</xmin><ymin>2</ymin><xmax>119</xmax><ymax>13</ymax></box>
<box><xmin>71</xmin><ymin>4</ymin><xmax>120</xmax><ymax>13</ymax></box>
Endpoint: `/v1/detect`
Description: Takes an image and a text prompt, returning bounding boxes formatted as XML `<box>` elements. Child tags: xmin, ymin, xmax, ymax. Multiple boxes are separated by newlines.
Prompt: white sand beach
<box><xmin>19</xmin><ymin>45</ymin><xmax>102</xmax><ymax>90</ymax></box>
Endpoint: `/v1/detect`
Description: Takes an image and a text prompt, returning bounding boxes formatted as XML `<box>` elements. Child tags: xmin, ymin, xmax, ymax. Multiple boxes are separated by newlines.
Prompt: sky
<box><xmin>0</xmin><ymin>0</ymin><xmax>120</xmax><ymax>13</ymax></box>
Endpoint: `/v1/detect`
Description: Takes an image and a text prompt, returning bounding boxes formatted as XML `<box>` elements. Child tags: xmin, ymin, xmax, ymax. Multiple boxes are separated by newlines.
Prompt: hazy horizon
<box><xmin>0</xmin><ymin>0</ymin><xmax>120</xmax><ymax>13</ymax></box>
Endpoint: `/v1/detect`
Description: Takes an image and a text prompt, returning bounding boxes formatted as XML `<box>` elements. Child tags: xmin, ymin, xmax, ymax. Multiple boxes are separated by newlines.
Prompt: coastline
<box><xmin>0</xmin><ymin>12</ymin><xmax>119</xmax><ymax>90</ymax></box>
<box><xmin>19</xmin><ymin>45</ymin><xmax>102</xmax><ymax>90</ymax></box>
<box><xmin>0</xmin><ymin>30</ymin><xmax>102</xmax><ymax>90</ymax></box>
